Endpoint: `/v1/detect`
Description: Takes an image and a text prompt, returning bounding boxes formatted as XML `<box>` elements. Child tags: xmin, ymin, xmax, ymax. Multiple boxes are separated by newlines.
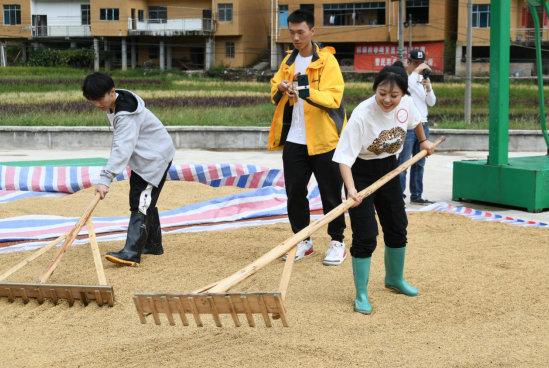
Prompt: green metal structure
<box><xmin>452</xmin><ymin>0</ymin><xmax>549</xmax><ymax>212</ymax></box>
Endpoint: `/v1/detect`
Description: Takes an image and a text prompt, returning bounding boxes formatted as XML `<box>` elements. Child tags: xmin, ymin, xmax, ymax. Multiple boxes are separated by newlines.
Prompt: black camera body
<box><xmin>296</xmin><ymin>74</ymin><xmax>310</xmax><ymax>99</ymax></box>
<box><xmin>421</xmin><ymin>68</ymin><xmax>432</xmax><ymax>80</ymax></box>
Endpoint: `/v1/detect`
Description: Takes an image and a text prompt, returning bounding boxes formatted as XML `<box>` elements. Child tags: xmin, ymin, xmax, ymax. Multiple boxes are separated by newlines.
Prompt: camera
<box><xmin>296</xmin><ymin>74</ymin><xmax>310</xmax><ymax>99</ymax></box>
<box><xmin>421</xmin><ymin>68</ymin><xmax>432</xmax><ymax>80</ymax></box>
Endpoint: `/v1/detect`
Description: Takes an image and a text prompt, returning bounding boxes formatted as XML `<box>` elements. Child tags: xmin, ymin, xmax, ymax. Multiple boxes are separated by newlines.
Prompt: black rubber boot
<box><xmin>143</xmin><ymin>207</ymin><xmax>163</xmax><ymax>255</ymax></box>
<box><xmin>105</xmin><ymin>211</ymin><xmax>148</xmax><ymax>266</ymax></box>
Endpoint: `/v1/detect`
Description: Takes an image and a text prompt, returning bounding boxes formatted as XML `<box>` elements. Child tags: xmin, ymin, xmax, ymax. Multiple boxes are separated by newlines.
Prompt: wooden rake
<box><xmin>134</xmin><ymin>137</ymin><xmax>446</xmax><ymax>327</ymax></box>
<box><xmin>0</xmin><ymin>193</ymin><xmax>114</xmax><ymax>307</ymax></box>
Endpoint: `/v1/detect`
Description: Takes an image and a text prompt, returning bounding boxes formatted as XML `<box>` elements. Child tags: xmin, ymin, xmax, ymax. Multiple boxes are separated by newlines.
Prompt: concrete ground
<box><xmin>1</xmin><ymin>149</ymin><xmax>547</xmax><ymax>223</ymax></box>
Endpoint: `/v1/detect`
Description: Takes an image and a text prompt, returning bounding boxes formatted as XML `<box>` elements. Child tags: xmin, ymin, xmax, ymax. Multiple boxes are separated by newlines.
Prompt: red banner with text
<box><xmin>354</xmin><ymin>42</ymin><xmax>445</xmax><ymax>73</ymax></box>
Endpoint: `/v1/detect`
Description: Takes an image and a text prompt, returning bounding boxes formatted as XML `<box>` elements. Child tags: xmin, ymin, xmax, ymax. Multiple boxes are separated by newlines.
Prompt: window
<box><xmin>472</xmin><ymin>4</ymin><xmax>490</xmax><ymax>28</ymax></box>
<box><xmin>138</xmin><ymin>10</ymin><xmax>144</xmax><ymax>22</ymax></box>
<box><xmin>461</xmin><ymin>45</ymin><xmax>490</xmax><ymax>63</ymax></box>
<box><xmin>279</xmin><ymin>4</ymin><xmax>288</xmax><ymax>28</ymax></box>
<box><xmin>406</xmin><ymin>0</ymin><xmax>428</xmax><ymax>24</ymax></box>
<box><xmin>300</xmin><ymin>4</ymin><xmax>314</xmax><ymax>13</ymax></box>
<box><xmin>218</xmin><ymin>3</ymin><xmax>233</xmax><ymax>21</ymax></box>
<box><xmin>225</xmin><ymin>41</ymin><xmax>235</xmax><ymax>58</ymax></box>
<box><xmin>100</xmin><ymin>8</ymin><xmax>119</xmax><ymax>21</ymax></box>
<box><xmin>149</xmin><ymin>6</ymin><xmax>167</xmax><ymax>24</ymax></box>
<box><xmin>3</xmin><ymin>4</ymin><xmax>21</xmax><ymax>25</ymax></box>
<box><xmin>323</xmin><ymin>2</ymin><xmax>385</xmax><ymax>26</ymax></box>
<box><xmin>81</xmin><ymin>4</ymin><xmax>90</xmax><ymax>25</ymax></box>
<box><xmin>32</xmin><ymin>15</ymin><xmax>47</xmax><ymax>36</ymax></box>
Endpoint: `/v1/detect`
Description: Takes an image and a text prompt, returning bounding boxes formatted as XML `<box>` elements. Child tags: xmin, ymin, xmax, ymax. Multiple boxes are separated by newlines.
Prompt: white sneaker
<box><xmin>283</xmin><ymin>240</ymin><xmax>314</xmax><ymax>261</ymax></box>
<box><xmin>323</xmin><ymin>240</ymin><xmax>347</xmax><ymax>266</ymax></box>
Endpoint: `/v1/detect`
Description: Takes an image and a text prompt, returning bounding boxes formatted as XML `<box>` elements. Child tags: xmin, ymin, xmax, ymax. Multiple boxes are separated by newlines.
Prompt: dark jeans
<box><xmin>282</xmin><ymin>142</ymin><xmax>345</xmax><ymax>242</ymax></box>
<box><xmin>348</xmin><ymin>156</ymin><xmax>407</xmax><ymax>258</ymax></box>
<box><xmin>397</xmin><ymin>123</ymin><xmax>430</xmax><ymax>200</ymax></box>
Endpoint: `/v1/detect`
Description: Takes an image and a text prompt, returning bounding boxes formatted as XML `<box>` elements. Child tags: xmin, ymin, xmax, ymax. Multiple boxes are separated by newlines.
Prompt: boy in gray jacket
<box><xmin>82</xmin><ymin>72</ymin><xmax>175</xmax><ymax>267</ymax></box>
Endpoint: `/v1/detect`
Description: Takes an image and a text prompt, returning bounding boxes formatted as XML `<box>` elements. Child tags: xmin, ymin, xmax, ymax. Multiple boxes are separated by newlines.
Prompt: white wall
<box><xmin>134</xmin><ymin>19</ymin><xmax>203</xmax><ymax>32</ymax></box>
<box><xmin>32</xmin><ymin>0</ymin><xmax>89</xmax><ymax>27</ymax></box>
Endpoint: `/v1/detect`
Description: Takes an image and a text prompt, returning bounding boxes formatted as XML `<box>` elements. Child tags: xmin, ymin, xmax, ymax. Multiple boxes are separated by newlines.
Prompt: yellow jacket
<box><xmin>268</xmin><ymin>43</ymin><xmax>346</xmax><ymax>156</ymax></box>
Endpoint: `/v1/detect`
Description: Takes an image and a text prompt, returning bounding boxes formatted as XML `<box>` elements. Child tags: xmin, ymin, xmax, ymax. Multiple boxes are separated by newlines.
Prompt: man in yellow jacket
<box><xmin>268</xmin><ymin>9</ymin><xmax>347</xmax><ymax>266</ymax></box>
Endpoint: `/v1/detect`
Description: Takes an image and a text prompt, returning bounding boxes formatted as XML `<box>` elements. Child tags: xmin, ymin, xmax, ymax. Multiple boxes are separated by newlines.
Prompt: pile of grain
<box><xmin>0</xmin><ymin>184</ymin><xmax>547</xmax><ymax>367</ymax></box>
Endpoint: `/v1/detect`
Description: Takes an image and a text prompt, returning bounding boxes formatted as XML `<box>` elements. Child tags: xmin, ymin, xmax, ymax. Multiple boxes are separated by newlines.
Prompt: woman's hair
<box><xmin>372</xmin><ymin>61</ymin><xmax>410</xmax><ymax>95</ymax></box>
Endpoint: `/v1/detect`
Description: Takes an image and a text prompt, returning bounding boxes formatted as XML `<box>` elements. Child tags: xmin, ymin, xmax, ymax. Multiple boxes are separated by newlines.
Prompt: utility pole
<box><xmin>270</xmin><ymin>0</ymin><xmax>277</xmax><ymax>71</ymax></box>
<box><xmin>464</xmin><ymin>0</ymin><xmax>473</xmax><ymax>124</ymax></box>
<box><xmin>274</xmin><ymin>0</ymin><xmax>279</xmax><ymax>66</ymax></box>
<box><xmin>0</xmin><ymin>42</ymin><xmax>7</xmax><ymax>67</ymax></box>
<box><xmin>408</xmin><ymin>14</ymin><xmax>413</xmax><ymax>50</ymax></box>
<box><xmin>121</xmin><ymin>38</ymin><xmax>127</xmax><ymax>71</ymax></box>
<box><xmin>159</xmin><ymin>40</ymin><xmax>165</xmax><ymax>70</ymax></box>
<box><xmin>104</xmin><ymin>39</ymin><xmax>110</xmax><ymax>70</ymax></box>
<box><xmin>398</xmin><ymin>0</ymin><xmax>406</xmax><ymax>62</ymax></box>
<box><xmin>93</xmin><ymin>38</ymin><xmax>99</xmax><ymax>72</ymax></box>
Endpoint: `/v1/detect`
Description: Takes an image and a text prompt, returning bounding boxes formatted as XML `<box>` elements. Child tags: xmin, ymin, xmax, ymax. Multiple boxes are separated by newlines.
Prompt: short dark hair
<box><xmin>372</xmin><ymin>61</ymin><xmax>410</xmax><ymax>96</ymax></box>
<box><xmin>287</xmin><ymin>9</ymin><xmax>314</xmax><ymax>28</ymax></box>
<box><xmin>82</xmin><ymin>72</ymin><xmax>115</xmax><ymax>100</ymax></box>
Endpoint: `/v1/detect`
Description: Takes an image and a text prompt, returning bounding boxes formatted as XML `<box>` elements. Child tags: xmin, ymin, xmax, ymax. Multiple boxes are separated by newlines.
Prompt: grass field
<box><xmin>0</xmin><ymin>67</ymin><xmax>547</xmax><ymax>129</ymax></box>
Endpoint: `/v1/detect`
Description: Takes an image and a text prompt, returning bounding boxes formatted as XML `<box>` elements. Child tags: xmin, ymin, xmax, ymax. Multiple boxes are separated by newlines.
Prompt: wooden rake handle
<box><xmin>0</xmin><ymin>234</ymin><xmax>66</xmax><ymax>281</ymax></box>
<box><xmin>207</xmin><ymin>137</ymin><xmax>446</xmax><ymax>294</ymax></box>
<box><xmin>39</xmin><ymin>193</ymin><xmax>101</xmax><ymax>284</ymax></box>
<box><xmin>87</xmin><ymin>219</ymin><xmax>108</xmax><ymax>286</ymax></box>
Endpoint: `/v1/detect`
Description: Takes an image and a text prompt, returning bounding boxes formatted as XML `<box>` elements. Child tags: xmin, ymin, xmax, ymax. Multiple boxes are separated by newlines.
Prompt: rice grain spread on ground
<box><xmin>0</xmin><ymin>182</ymin><xmax>547</xmax><ymax>367</ymax></box>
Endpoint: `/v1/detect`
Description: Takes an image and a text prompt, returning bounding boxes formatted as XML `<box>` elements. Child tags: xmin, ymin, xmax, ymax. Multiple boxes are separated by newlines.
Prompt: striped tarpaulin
<box><xmin>2</xmin><ymin>162</ymin><xmax>546</xmax><ymax>255</ymax></box>
<box><xmin>3</xmin><ymin>201</ymin><xmax>546</xmax><ymax>255</ymax></box>
<box><xmin>0</xmin><ymin>163</ymin><xmax>285</xmax><ymax>194</ymax></box>
<box><xmin>0</xmin><ymin>184</ymin><xmax>323</xmax><ymax>247</ymax></box>
<box><xmin>0</xmin><ymin>190</ymin><xmax>66</xmax><ymax>204</ymax></box>
<box><xmin>417</xmin><ymin>202</ymin><xmax>548</xmax><ymax>228</ymax></box>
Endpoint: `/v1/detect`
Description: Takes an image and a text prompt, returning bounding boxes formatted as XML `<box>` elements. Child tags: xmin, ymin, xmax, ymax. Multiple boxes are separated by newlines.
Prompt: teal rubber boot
<box><xmin>352</xmin><ymin>257</ymin><xmax>373</xmax><ymax>314</ymax></box>
<box><xmin>384</xmin><ymin>247</ymin><xmax>419</xmax><ymax>296</ymax></box>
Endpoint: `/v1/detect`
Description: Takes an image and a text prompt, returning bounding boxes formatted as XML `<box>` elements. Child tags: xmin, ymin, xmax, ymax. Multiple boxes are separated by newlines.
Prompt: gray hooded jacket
<box><xmin>99</xmin><ymin>89</ymin><xmax>175</xmax><ymax>187</ymax></box>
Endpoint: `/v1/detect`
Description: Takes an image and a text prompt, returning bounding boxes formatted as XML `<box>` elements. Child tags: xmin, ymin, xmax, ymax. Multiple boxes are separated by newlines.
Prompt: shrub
<box><xmin>27</xmin><ymin>48</ymin><xmax>63</xmax><ymax>67</ymax></box>
<box><xmin>27</xmin><ymin>48</ymin><xmax>94</xmax><ymax>68</ymax></box>
<box><xmin>62</xmin><ymin>49</ymin><xmax>94</xmax><ymax>68</ymax></box>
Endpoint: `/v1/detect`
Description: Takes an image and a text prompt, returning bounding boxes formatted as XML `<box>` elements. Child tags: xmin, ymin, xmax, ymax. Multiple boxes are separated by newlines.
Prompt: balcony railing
<box><xmin>514</xmin><ymin>27</ymin><xmax>549</xmax><ymax>44</ymax></box>
<box><xmin>127</xmin><ymin>18</ymin><xmax>213</xmax><ymax>36</ymax></box>
<box><xmin>30</xmin><ymin>25</ymin><xmax>92</xmax><ymax>38</ymax></box>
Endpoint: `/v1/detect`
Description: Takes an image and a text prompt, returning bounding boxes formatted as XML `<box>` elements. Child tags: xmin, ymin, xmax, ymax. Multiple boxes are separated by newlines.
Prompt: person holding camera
<box><xmin>397</xmin><ymin>49</ymin><xmax>437</xmax><ymax>205</ymax></box>
<box><xmin>268</xmin><ymin>9</ymin><xmax>348</xmax><ymax>266</ymax></box>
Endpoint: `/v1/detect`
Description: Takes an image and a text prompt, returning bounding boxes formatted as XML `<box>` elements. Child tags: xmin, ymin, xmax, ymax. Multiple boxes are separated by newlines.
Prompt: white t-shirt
<box><xmin>286</xmin><ymin>54</ymin><xmax>313</xmax><ymax>145</ymax></box>
<box><xmin>408</xmin><ymin>72</ymin><xmax>436</xmax><ymax>124</ymax></box>
<box><xmin>333</xmin><ymin>95</ymin><xmax>422</xmax><ymax>167</ymax></box>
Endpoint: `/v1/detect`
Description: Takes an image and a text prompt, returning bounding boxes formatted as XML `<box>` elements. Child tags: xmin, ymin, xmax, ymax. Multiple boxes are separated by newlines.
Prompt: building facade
<box><xmin>272</xmin><ymin>0</ymin><xmax>548</xmax><ymax>76</ymax></box>
<box><xmin>2</xmin><ymin>0</ymin><xmax>548</xmax><ymax>73</ymax></box>
<box><xmin>0</xmin><ymin>0</ymin><xmax>270</xmax><ymax>69</ymax></box>
<box><xmin>455</xmin><ymin>0</ymin><xmax>549</xmax><ymax>76</ymax></box>
<box><xmin>273</xmin><ymin>0</ymin><xmax>458</xmax><ymax>74</ymax></box>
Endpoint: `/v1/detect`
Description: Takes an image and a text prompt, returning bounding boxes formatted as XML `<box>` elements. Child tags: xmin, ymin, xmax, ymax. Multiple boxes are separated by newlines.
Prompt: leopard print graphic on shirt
<box><xmin>367</xmin><ymin>127</ymin><xmax>407</xmax><ymax>155</ymax></box>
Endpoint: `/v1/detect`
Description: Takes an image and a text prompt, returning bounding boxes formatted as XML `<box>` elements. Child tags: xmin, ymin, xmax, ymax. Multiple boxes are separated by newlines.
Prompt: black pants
<box><xmin>348</xmin><ymin>156</ymin><xmax>407</xmax><ymax>258</ymax></box>
<box><xmin>282</xmin><ymin>142</ymin><xmax>345</xmax><ymax>242</ymax></box>
<box><xmin>129</xmin><ymin>162</ymin><xmax>171</xmax><ymax>214</ymax></box>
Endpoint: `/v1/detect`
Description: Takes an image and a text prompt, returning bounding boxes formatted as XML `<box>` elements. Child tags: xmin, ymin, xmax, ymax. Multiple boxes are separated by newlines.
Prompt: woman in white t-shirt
<box><xmin>333</xmin><ymin>61</ymin><xmax>435</xmax><ymax>314</ymax></box>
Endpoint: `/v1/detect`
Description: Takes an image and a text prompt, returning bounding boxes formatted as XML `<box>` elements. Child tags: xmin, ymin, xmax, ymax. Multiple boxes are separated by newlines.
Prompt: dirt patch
<box><xmin>0</xmin><ymin>204</ymin><xmax>547</xmax><ymax>367</ymax></box>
